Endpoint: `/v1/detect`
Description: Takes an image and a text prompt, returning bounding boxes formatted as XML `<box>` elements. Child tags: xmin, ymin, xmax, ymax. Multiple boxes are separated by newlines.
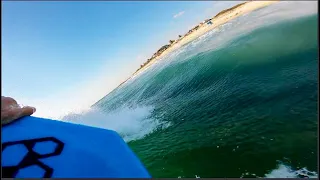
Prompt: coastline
<box><xmin>133</xmin><ymin>1</ymin><xmax>278</xmax><ymax>77</ymax></box>
<box><xmin>109</xmin><ymin>1</ymin><xmax>279</xmax><ymax>94</ymax></box>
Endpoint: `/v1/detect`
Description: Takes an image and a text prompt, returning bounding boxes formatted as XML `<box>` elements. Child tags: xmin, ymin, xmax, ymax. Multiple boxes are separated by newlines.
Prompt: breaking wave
<box><xmin>61</xmin><ymin>106</ymin><xmax>171</xmax><ymax>142</ymax></box>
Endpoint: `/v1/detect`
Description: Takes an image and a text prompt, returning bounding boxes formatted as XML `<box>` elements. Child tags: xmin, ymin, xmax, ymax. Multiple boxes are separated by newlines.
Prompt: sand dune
<box><xmin>132</xmin><ymin>1</ymin><xmax>278</xmax><ymax>77</ymax></box>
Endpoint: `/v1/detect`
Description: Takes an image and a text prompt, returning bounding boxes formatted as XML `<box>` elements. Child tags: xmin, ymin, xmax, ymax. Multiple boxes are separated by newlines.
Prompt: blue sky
<box><xmin>2</xmin><ymin>1</ymin><xmax>240</xmax><ymax>118</ymax></box>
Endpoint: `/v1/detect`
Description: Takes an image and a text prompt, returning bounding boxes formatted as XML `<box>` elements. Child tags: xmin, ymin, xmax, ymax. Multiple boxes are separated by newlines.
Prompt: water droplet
<box><xmin>217</xmin><ymin>146</ymin><xmax>219</xmax><ymax>148</ymax></box>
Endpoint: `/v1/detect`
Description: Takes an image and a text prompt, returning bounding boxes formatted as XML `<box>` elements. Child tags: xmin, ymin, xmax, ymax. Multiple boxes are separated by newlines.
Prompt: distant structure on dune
<box><xmin>135</xmin><ymin>1</ymin><xmax>248</xmax><ymax>73</ymax></box>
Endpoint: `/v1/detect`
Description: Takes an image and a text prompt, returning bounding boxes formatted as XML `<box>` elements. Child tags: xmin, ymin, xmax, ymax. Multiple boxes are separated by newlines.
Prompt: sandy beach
<box><xmin>132</xmin><ymin>1</ymin><xmax>278</xmax><ymax>78</ymax></box>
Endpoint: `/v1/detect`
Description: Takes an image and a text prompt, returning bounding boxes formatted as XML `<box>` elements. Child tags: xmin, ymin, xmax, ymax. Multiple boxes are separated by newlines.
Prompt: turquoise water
<box><xmin>92</xmin><ymin>9</ymin><xmax>318</xmax><ymax>178</ymax></box>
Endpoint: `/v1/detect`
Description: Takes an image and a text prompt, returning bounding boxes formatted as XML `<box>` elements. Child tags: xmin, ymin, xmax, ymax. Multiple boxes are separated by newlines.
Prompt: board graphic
<box><xmin>2</xmin><ymin>137</ymin><xmax>64</xmax><ymax>178</ymax></box>
<box><xmin>2</xmin><ymin>116</ymin><xmax>150</xmax><ymax>178</ymax></box>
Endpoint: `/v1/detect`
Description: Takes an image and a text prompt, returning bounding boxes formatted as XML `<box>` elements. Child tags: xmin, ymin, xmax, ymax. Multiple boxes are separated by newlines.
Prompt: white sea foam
<box><xmin>264</xmin><ymin>163</ymin><xmax>318</xmax><ymax>178</ymax></box>
<box><xmin>29</xmin><ymin>94</ymin><xmax>171</xmax><ymax>142</ymax></box>
<box><xmin>239</xmin><ymin>161</ymin><xmax>318</xmax><ymax>178</ymax></box>
<box><xmin>61</xmin><ymin>106</ymin><xmax>171</xmax><ymax>142</ymax></box>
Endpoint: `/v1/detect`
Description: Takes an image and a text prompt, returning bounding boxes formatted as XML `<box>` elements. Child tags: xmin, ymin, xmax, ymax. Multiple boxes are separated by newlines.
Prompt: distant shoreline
<box><xmin>132</xmin><ymin>1</ymin><xmax>278</xmax><ymax>76</ymax></box>
<box><xmin>102</xmin><ymin>1</ymin><xmax>278</xmax><ymax>99</ymax></box>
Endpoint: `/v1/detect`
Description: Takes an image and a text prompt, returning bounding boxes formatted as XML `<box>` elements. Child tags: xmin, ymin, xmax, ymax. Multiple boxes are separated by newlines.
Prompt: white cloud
<box><xmin>136</xmin><ymin>55</ymin><xmax>143</xmax><ymax>60</ymax></box>
<box><xmin>173</xmin><ymin>11</ymin><xmax>185</xmax><ymax>19</ymax></box>
<box><xmin>136</xmin><ymin>54</ymin><xmax>148</xmax><ymax>62</ymax></box>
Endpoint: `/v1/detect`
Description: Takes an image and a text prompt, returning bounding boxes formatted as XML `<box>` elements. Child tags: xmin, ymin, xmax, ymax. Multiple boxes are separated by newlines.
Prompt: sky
<box><xmin>2</xmin><ymin>1</ymin><xmax>241</xmax><ymax>118</ymax></box>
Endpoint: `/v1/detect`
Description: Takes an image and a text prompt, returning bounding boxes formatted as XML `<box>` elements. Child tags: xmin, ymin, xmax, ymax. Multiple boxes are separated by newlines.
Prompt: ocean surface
<box><xmin>65</xmin><ymin>2</ymin><xmax>318</xmax><ymax>178</ymax></box>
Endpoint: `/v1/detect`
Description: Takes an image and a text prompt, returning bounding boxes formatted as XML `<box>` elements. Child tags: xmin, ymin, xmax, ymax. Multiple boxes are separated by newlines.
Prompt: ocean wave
<box><xmin>61</xmin><ymin>106</ymin><xmax>171</xmax><ymax>142</ymax></box>
<box><xmin>131</xmin><ymin>1</ymin><xmax>317</xmax><ymax>84</ymax></box>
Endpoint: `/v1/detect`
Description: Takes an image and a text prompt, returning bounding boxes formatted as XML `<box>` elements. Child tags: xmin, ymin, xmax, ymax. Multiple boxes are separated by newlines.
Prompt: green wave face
<box><xmin>96</xmin><ymin>12</ymin><xmax>318</xmax><ymax>178</ymax></box>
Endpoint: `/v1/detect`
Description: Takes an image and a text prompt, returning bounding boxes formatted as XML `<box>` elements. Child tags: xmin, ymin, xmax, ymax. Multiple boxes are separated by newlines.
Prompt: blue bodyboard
<box><xmin>1</xmin><ymin>116</ymin><xmax>150</xmax><ymax>178</ymax></box>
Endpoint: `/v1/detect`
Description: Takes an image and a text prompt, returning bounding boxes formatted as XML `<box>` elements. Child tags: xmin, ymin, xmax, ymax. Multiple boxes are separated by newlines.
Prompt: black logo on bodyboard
<box><xmin>2</xmin><ymin>137</ymin><xmax>64</xmax><ymax>178</ymax></box>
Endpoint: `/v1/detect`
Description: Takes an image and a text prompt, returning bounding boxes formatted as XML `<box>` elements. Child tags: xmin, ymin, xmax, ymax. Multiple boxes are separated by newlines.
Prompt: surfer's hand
<box><xmin>1</xmin><ymin>96</ymin><xmax>36</xmax><ymax>125</ymax></box>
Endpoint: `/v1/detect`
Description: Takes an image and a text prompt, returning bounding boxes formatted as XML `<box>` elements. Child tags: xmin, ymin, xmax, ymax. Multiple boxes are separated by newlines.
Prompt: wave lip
<box><xmin>61</xmin><ymin>105</ymin><xmax>170</xmax><ymax>142</ymax></box>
